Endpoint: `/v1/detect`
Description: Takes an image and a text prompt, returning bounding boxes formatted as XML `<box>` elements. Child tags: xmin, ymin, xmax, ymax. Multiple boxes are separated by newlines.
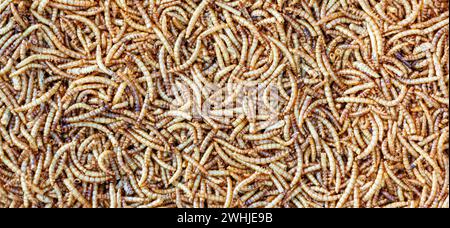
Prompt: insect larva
<box><xmin>228</xmin><ymin>149</ymin><xmax>288</xmax><ymax>165</ymax></box>
<box><xmin>265</xmin><ymin>193</ymin><xmax>284</xmax><ymax>208</ymax></box>
<box><xmin>336</xmin><ymin>161</ymin><xmax>358</xmax><ymax>208</ymax></box>
<box><xmin>233</xmin><ymin>172</ymin><xmax>259</xmax><ymax>196</ymax></box>
<box><xmin>15</xmin><ymin>82</ymin><xmax>61</xmax><ymax>112</ymax></box>
<box><xmin>270</xmin><ymin>163</ymin><xmax>293</xmax><ymax>181</ymax></box>
<box><xmin>372</xmin><ymin>85</ymin><xmax>408</xmax><ymax>107</ymax></box>
<box><xmin>216</xmin><ymin>2</ymin><xmax>241</xmax><ymax>16</ymax></box>
<box><xmin>51</xmin><ymin>0</ymin><xmax>96</xmax><ymax>7</ymax></box>
<box><xmin>70</xmin><ymin>76</ymin><xmax>118</xmax><ymax>89</ymax></box>
<box><xmin>63</xmin><ymin>105</ymin><xmax>108</xmax><ymax>123</ymax></box>
<box><xmin>0</xmin><ymin>138</ymin><xmax>20</xmax><ymax>174</ymax></box>
<box><xmin>335</xmin><ymin>97</ymin><xmax>376</xmax><ymax>105</ymax></box>
<box><xmin>182</xmin><ymin>152</ymin><xmax>208</xmax><ymax>176</ymax></box>
<box><xmin>39</xmin><ymin>25</ymin><xmax>86</xmax><ymax>59</ymax></box>
<box><xmin>127</xmin><ymin>130</ymin><xmax>166</xmax><ymax>152</ymax></box>
<box><xmin>301</xmin><ymin>182</ymin><xmax>341</xmax><ymax>202</ymax></box>
<box><xmin>229</xmin><ymin>154</ymin><xmax>271</xmax><ymax>175</ymax></box>
<box><xmin>185</xmin><ymin>0</ymin><xmax>209</xmax><ymax>38</ymax></box>
<box><xmin>362</xmin><ymin>163</ymin><xmax>384</xmax><ymax>202</ymax></box>
<box><xmin>355</xmin><ymin>116</ymin><xmax>379</xmax><ymax>160</ymax></box>
<box><xmin>409</xmin><ymin>141</ymin><xmax>442</xmax><ymax>173</ymax></box>
<box><xmin>232</xmin><ymin>14</ymin><xmax>266</xmax><ymax>44</ymax></box>
<box><xmin>62</xmin><ymin>178</ymin><xmax>91</xmax><ymax>208</ymax></box>
<box><xmin>169</xmin><ymin>38</ymin><xmax>202</xmax><ymax>73</ymax></box>
<box><xmin>198</xmin><ymin>24</ymin><xmax>229</xmax><ymax>39</ymax></box>
<box><xmin>384</xmin><ymin>161</ymin><xmax>411</xmax><ymax>191</ymax></box>
<box><xmin>96</xmin><ymin>149</ymin><xmax>115</xmax><ymax>176</ymax></box>
<box><xmin>0</xmin><ymin>20</ymin><xmax>14</xmax><ymax>37</ymax></box>
<box><xmin>343</xmin><ymin>82</ymin><xmax>375</xmax><ymax>95</ymax></box>
<box><xmin>68</xmin><ymin>163</ymin><xmax>111</xmax><ymax>184</ymax></box>
<box><xmin>48</xmin><ymin>142</ymin><xmax>74</xmax><ymax>184</ymax></box>
<box><xmin>353</xmin><ymin>61</ymin><xmax>381</xmax><ymax>78</ymax></box>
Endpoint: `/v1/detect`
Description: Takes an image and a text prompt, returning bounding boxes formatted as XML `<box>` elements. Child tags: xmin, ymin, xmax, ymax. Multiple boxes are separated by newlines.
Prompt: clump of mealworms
<box><xmin>0</xmin><ymin>0</ymin><xmax>448</xmax><ymax>208</ymax></box>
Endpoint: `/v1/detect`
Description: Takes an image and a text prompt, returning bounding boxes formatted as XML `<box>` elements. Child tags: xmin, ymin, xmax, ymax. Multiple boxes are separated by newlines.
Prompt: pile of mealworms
<box><xmin>0</xmin><ymin>0</ymin><xmax>448</xmax><ymax>208</ymax></box>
